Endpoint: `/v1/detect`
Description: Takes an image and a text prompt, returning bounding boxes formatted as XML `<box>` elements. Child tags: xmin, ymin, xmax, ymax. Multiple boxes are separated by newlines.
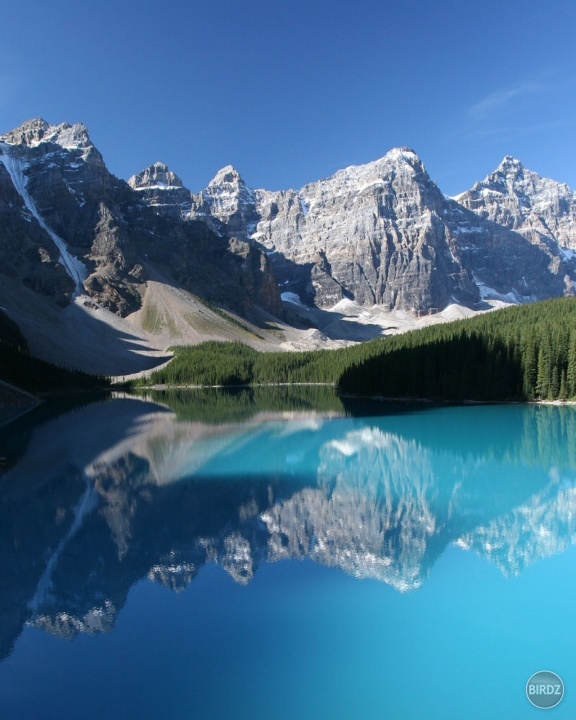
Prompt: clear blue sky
<box><xmin>1</xmin><ymin>0</ymin><xmax>575</xmax><ymax>196</ymax></box>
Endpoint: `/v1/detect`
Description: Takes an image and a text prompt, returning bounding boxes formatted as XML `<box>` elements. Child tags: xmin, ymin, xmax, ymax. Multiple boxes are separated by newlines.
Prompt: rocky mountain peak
<box><xmin>499</xmin><ymin>155</ymin><xmax>523</xmax><ymax>170</ymax></box>
<box><xmin>377</xmin><ymin>147</ymin><xmax>426</xmax><ymax>178</ymax></box>
<box><xmin>488</xmin><ymin>155</ymin><xmax>526</xmax><ymax>186</ymax></box>
<box><xmin>311</xmin><ymin>149</ymin><xmax>431</xmax><ymax>210</ymax></box>
<box><xmin>1</xmin><ymin>118</ymin><xmax>102</xmax><ymax>168</ymax></box>
<box><xmin>457</xmin><ymin>157</ymin><xmax>576</xmax><ymax>250</ymax></box>
<box><xmin>0</xmin><ymin>117</ymin><xmax>51</xmax><ymax>146</ymax></box>
<box><xmin>128</xmin><ymin>162</ymin><xmax>185</xmax><ymax>191</ymax></box>
<box><xmin>197</xmin><ymin>165</ymin><xmax>256</xmax><ymax>228</ymax></box>
<box><xmin>1</xmin><ymin>118</ymin><xmax>93</xmax><ymax>152</ymax></box>
<box><xmin>207</xmin><ymin>164</ymin><xmax>246</xmax><ymax>189</ymax></box>
<box><xmin>325</xmin><ymin>147</ymin><xmax>426</xmax><ymax>189</ymax></box>
<box><xmin>384</xmin><ymin>146</ymin><xmax>421</xmax><ymax>165</ymax></box>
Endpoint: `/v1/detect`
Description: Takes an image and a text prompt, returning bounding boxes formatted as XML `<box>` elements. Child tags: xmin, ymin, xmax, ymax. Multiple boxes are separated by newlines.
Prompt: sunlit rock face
<box><xmin>190</xmin><ymin>165</ymin><xmax>260</xmax><ymax>239</ymax></box>
<box><xmin>456</xmin><ymin>156</ymin><xmax>576</xmax><ymax>252</ymax></box>
<box><xmin>190</xmin><ymin>150</ymin><xmax>574</xmax><ymax>313</ymax></box>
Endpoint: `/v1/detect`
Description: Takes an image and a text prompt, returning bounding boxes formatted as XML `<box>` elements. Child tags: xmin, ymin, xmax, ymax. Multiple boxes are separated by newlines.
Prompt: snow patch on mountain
<box><xmin>281</xmin><ymin>291</ymin><xmax>307</xmax><ymax>307</ymax></box>
<box><xmin>474</xmin><ymin>275</ymin><xmax>530</xmax><ymax>304</ymax></box>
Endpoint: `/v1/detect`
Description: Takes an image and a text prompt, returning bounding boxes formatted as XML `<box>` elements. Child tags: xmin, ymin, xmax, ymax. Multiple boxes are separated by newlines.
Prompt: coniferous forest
<box><xmin>0</xmin><ymin>310</ymin><xmax>110</xmax><ymax>394</ymax></box>
<box><xmin>140</xmin><ymin>298</ymin><xmax>576</xmax><ymax>402</ymax></box>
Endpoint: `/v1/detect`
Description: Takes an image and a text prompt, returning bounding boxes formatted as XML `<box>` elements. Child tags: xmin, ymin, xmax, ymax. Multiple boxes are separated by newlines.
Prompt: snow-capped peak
<box><xmin>296</xmin><ymin>147</ymin><xmax>428</xmax><ymax>200</ymax></box>
<box><xmin>0</xmin><ymin>117</ymin><xmax>51</xmax><ymax>146</ymax></box>
<box><xmin>346</xmin><ymin>147</ymin><xmax>423</xmax><ymax>176</ymax></box>
<box><xmin>384</xmin><ymin>147</ymin><xmax>421</xmax><ymax>164</ymax></box>
<box><xmin>494</xmin><ymin>155</ymin><xmax>526</xmax><ymax>180</ymax></box>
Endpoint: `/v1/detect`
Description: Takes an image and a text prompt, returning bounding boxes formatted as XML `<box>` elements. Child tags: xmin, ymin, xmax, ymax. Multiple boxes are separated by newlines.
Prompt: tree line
<box><xmin>139</xmin><ymin>298</ymin><xmax>576</xmax><ymax>402</ymax></box>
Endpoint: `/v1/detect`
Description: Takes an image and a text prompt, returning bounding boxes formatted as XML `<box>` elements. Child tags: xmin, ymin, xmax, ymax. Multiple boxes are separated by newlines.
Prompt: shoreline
<box><xmin>124</xmin><ymin>382</ymin><xmax>576</xmax><ymax>406</ymax></box>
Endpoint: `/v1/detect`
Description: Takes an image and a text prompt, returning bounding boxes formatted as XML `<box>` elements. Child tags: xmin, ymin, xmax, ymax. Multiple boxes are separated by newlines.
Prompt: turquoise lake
<box><xmin>1</xmin><ymin>389</ymin><xmax>576</xmax><ymax>719</ymax></box>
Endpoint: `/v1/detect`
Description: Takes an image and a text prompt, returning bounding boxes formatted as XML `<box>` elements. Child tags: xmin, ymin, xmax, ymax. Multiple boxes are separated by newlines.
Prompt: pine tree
<box><xmin>567</xmin><ymin>331</ymin><xmax>576</xmax><ymax>397</ymax></box>
<box><xmin>536</xmin><ymin>342</ymin><xmax>551</xmax><ymax>399</ymax></box>
<box><xmin>549</xmin><ymin>364</ymin><xmax>559</xmax><ymax>400</ymax></box>
<box><xmin>523</xmin><ymin>333</ymin><xmax>538</xmax><ymax>399</ymax></box>
<box><xmin>559</xmin><ymin>369</ymin><xmax>567</xmax><ymax>400</ymax></box>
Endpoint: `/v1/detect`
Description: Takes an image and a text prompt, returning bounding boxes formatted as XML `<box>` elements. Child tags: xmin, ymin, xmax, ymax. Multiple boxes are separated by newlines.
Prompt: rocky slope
<box><xmin>456</xmin><ymin>156</ymin><xmax>576</xmax><ymax>252</ymax></box>
<box><xmin>184</xmin><ymin>149</ymin><xmax>575</xmax><ymax>313</ymax></box>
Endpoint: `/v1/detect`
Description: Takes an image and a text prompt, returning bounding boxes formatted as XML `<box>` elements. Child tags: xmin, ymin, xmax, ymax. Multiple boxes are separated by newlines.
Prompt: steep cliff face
<box><xmin>456</xmin><ymin>156</ymin><xmax>576</xmax><ymax>251</ymax></box>
<box><xmin>0</xmin><ymin>119</ymin><xmax>283</xmax><ymax>322</ymax></box>
<box><xmin>0</xmin><ymin>157</ymin><xmax>73</xmax><ymax>305</ymax></box>
<box><xmin>0</xmin><ymin>118</ymin><xmax>146</xmax><ymax>314</ymax></box>
<box><xmin>190</xmin><ymin>149</ymin><xmax>575</xmax><ymax>313</ymax></box>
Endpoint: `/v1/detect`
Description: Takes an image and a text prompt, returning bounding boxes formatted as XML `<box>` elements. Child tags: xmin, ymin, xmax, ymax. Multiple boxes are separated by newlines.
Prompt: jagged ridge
<box><xmin>456</xmin><ymin>155</ymin><xmax>576</xmax><ymax>251</ymax></box>
<box><xmin>181</xmin><ymin>148</ymin><xmax>576</xmax><ymax>313</ymax></box>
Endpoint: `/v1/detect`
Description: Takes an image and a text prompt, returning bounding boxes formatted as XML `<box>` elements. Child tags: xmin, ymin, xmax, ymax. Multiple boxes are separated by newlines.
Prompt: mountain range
<box><xmin>1</xmin><ymin>117</ymin><xmax>575</xmax><ymax>375</ymax></box>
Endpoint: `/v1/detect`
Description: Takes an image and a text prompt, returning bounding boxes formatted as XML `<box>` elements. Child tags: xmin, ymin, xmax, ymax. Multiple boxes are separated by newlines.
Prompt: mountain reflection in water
<box><xmin>1</xmin><ymin>390</ymin><xmax>575</xmax><ymax>661</ymax></box>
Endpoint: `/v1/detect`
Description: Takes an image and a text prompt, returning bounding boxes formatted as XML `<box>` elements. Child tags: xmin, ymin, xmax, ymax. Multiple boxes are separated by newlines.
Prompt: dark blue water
<box><xmin>1</xmin><ymin>391</ymin><xmax>576</xmax><ymax>719</ymax></box>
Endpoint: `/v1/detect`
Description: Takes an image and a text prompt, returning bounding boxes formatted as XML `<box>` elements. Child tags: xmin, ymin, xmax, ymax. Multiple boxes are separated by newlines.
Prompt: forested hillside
<box><xmin>140</xmin><ymin>299</ymin><xmax>576</xmax><ymax>402</ymax></box>
<box><xmin>0</xmin><ymin>310</ymin><xmax>110</xmax><ymax>394</ymax></box>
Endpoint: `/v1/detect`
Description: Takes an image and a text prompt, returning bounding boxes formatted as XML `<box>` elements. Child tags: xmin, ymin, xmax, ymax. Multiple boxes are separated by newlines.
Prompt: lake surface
<box><xmin>1</xmin><ymin>388</ymin><xmax>576</xmax><ymax>719</ymax></box>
